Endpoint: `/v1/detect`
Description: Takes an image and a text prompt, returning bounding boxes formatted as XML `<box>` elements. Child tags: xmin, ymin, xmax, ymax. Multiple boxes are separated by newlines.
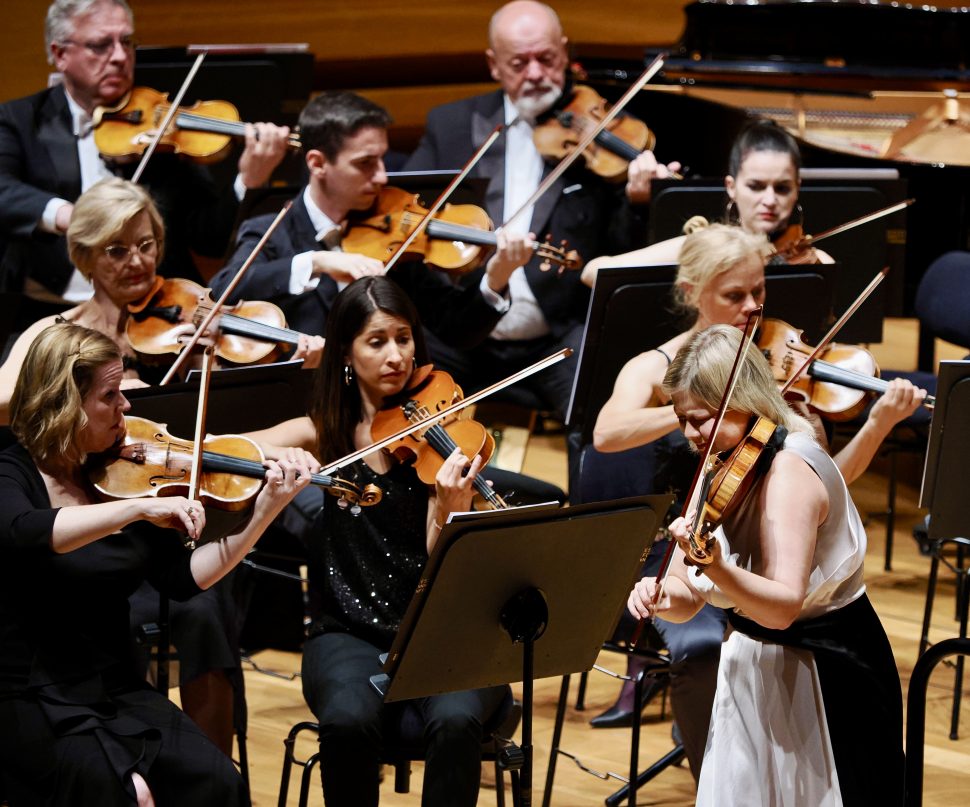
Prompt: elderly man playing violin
<box><xmin>210</xmin><ymin>90</ymin><xmax>528</xmax><ymax>354</ymax></box>
<box><xmin>0</xmin><ymin>0</ymin><xmax>291</xmax><ymax>341</ymax></box>
<box><xmin>402</xmin><ymin>0</ymin><xmax>681</xmax><ymax>417</ymax></box>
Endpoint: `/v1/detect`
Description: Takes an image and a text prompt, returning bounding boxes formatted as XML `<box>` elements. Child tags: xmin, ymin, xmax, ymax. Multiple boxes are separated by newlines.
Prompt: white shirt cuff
<box><xmin>41</xmin><ymin>198</ymin><xmax>71</xmax><ymax>234</ymax></box>
<box><xmin>479</xmin><ymin>275</ymin><xmax>511</xmax><ymax>312</ymax></box>
<box><xmin>233</xmin><ymin>174</ymin><xmax>247</xmax><ymax>202</ymax></box>
<box><xmin>290</xmin><ymin>252</ymin><xmax>319</xmax><ymax>294</ymax></box>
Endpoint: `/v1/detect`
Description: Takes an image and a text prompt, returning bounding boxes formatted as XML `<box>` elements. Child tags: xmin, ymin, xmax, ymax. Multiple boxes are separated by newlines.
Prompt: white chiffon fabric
<box><xmin>693</xmin><ymin>431</ymin><xmax>868</xmax><ymax>807</ymax></box>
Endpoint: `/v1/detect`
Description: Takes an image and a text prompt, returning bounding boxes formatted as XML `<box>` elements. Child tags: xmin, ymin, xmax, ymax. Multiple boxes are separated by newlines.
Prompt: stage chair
<box><xmin>277</xmin><ymin>688</ymin><xmax>521</xmax><ymax>806</ymax></box>
<box><xmin>838</xmin><ymin>251</ymin><xmax>970</xmax><ymax>570</ymax></box>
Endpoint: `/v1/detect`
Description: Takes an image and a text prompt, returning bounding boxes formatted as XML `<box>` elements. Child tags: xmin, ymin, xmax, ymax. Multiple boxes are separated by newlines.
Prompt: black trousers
<box><xmin>301</xmin><ymin>631</ymin><xmax>507</xmax><ymax>807</ymax></box>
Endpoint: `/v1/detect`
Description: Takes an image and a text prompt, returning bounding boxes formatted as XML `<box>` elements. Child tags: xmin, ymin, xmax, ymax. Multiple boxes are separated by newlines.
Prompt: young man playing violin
<box><xmin>0</xmin><ymin>0</ymin><xmax>291</xmax><ymax>339</ymax></box>
<box><xmin>210</xmin><ymin>90</ymin><xmax>527</xmax><ymax>353</ymax></box>
<box><xmin>402</xmin><ymin>0</ymin><xmax>681</xmax><ymax>417</ymax></box>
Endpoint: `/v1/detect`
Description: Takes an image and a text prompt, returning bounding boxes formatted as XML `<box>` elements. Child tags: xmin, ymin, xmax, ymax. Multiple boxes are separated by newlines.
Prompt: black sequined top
<box><xmin>306</xmin><ymin>460</ymin><xmax>429</xmax><ymax>651</ymax></box>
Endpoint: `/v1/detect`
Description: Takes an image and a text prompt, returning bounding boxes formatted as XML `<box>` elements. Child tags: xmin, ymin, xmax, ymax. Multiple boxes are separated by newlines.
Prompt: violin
<box><xmin>369</xmin><ymin>366</ymin><xmax>508</xmax><ymax>509</ymax></box>
<box><xmin>759</xmin><ymin>318</ymin><xmax>935</xmax><ymax>419</ymax></box>
<box><xmin>685</xmin><ymin>417</ymin><xmax>784</xmax><ymax>565</ymax></box>
<box><xmin>342</xmin><ymin>186</ymin><xmax>581</xmax><ymax>275</ymax></box>
<box><xmin>126</xmin><ymin>277</ymin><xmax>305</xmax><ymax>365</ymax></box>
<box><xmin>93</xmin><ymin>86</ymin><xmax>300</xmax><ymax>164</ymax></box>
<box><xmin>533</xmin><ymin>84</ymin><xmax>656</xmax><ymax>183</ymax></box>
<box><xmin>90</xmin><ymin>416</ymin><xmax>380</xmax><ymax>514</ymax></box>
<box><xmin>770</xmin><ymin>224</ymin><xmax>819</xmax><ymax>265</ymax></box>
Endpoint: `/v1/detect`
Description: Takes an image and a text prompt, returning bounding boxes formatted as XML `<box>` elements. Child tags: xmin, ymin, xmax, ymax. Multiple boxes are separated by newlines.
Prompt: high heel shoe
<box><xmin>589</xmin><ymin>678</ymin><xmax>666</xmax><ymax>729</ymax></box>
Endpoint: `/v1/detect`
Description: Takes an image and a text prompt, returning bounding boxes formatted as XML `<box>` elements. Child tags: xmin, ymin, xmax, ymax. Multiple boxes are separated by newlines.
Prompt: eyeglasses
<box><xmin>61</xmin><ymin>35</ymin><xmax>137</xmax><ymax>58</ymax></box>
<box><xmin>103</xmin><ymin>237</ymin><xmax>157</xmax><ymax>263</ymax></box>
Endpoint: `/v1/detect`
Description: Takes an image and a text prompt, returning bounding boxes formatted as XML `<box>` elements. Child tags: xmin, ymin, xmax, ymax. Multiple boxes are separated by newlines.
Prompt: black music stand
<box><xmin>919</xmin><ymin>360</ymin><xmax>970</xmax><ymax>538</ymax></box>
<box><xmin>565</xmin><ymin>263</ymin><xmax>836</xmax><ymax>443</ymax></box>
<box><xmin>370</xmin><ymin>495</ymin><xmax>671</xmax><ymax>807</ymax></box>
<box><xmin>648</xmin><ymin>179</ymin><xmax>908</xmax><ymax>342</ymax></box>
<box><xmin>125</xmin><ymin>359</ymin><xmax>312</xmax><ymax>435</ymax></box>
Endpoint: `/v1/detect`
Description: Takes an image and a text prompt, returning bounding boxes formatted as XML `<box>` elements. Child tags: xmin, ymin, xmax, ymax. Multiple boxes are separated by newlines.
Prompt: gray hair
<box><xmin>45</xmin><ymin>0</ymin><xmax>133</xmax><ymax>63</ymax></box>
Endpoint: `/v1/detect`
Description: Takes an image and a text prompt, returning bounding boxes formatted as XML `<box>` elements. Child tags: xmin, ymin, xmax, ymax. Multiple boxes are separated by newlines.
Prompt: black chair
<box><xmin>846</xmin><ymin>251</ymin><xmax>970</xmax><ymax>570</ymax></box>
<box><xmin>542</xmin><ymin>442</ymin><xmax>685</xmax><ymax>807</ymax></box>
<box><xmin>277</xmin><ymin>688</ymin><xmax>521</xmax><ymax>806</ymax></box>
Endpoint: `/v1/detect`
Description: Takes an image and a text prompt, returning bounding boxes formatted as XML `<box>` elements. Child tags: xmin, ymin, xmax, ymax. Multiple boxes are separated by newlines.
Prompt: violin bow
<box><xmin>796</xmin><ymin>199</ymin><xmax>914</xmax><ymax>250</ymax></box>
<box><xmin>628</xmin><ymin>305</ymin><xmax>763</xmax><ymax>650</ymax></box>
<box><xmin>159</xmin><ymin>201</ymin><xmax>293</xmax><ymax>385</ymax></box>
<box><xmin>132</xmin><ymin>52</ymin><xmax>207</xmax><ymax>184</ymax></box>
<box><xmin>321</xmin><ymin>348</ymin><xmax>571</xmax><ymax>475</ymax></box>
<box><xmin>502</xmin><ymin>53</ymin><xmax>666</xmax><ymax>235</ymax></box>
<box><xmin>382</xmin><ymin>124</ymin><xmax>505</xmax><ymax>275</ymax></box>
<box><xmin>183</xmin><ymin>344</ymin><xmax>216</xmax><ymax>549</ymax></box>
<box><xmin>779</xmin><ymin>266</ymin><xmax>889</xmax><ymax>398</ymax></box>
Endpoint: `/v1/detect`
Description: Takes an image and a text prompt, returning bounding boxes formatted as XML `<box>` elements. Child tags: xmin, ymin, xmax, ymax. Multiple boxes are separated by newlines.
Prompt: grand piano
<box><xmin>580</xmin><ymin>0</ymin><xmax>970</xmax><ymax>349</ymax></box>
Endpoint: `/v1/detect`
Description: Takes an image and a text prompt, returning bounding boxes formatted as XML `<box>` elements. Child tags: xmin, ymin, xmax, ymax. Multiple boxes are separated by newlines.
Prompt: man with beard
<box><xmin>403</xmin><ymin>0</ymin><xmax>679</xmax><ymax>417</ymax></box>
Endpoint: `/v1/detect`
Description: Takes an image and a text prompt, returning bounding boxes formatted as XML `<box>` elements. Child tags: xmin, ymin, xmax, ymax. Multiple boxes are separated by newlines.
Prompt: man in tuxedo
<box><xmin>210</xmin><ymin>91</ymin><xmax>525</xmax><ymax>350</ymax></box>
<box><xmin>0</xmin><ymin>0</ymin><xmax>289</xmax><ymax>333</ymax></box>
<box><xmin>403</xmin><ymin>0</ymin><xmax>680</xmax><ymax>417</ymax></box>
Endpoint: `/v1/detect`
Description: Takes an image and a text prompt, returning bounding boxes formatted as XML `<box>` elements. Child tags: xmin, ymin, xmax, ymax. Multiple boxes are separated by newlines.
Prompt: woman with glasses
<box><xmin>0</xmin><ymin>177</ymin><xmax>324</xmax><ymax>424</ymax></box>
<box><xmin>0</xmin><ymin>177</ymin><xmax>321</xmax><ymax>758</ymax></box>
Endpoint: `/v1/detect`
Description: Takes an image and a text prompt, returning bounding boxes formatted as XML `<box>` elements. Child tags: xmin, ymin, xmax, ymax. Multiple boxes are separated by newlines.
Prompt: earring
<box><xmin>343</xmin><ymin>363</ymin><xmax>354</xmax><ymax>386</ymax></box>
<box><xmin>724</xmin><ymin>199</ymin><xmax>740</xmax><ymax>225</ymax></box>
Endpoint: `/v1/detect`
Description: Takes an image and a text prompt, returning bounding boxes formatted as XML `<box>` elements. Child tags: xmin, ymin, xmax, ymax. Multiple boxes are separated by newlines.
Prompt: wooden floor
<box><xmin>235</xmin><ymin>318</ymin><xmax>970</xmax><ymax>806</ymax></box>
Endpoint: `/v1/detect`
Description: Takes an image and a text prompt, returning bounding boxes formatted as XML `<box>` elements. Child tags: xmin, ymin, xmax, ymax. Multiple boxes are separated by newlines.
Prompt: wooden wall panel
<box><xmin>1</xmin><ymin>0</ymin><xmax>688</xmax><ymax>104</ymax></box>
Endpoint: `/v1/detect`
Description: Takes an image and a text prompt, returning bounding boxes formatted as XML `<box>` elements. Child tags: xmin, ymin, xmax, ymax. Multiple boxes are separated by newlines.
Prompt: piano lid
<box><xmin>670</xmin><ymin>0</ymin><xmax>970</xmax><ymax>92</ymax></box>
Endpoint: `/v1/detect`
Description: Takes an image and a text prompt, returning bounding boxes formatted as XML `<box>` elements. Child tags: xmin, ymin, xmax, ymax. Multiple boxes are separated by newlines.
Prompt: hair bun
<box><xmin>682</xmin><ymin>215</ymin><xmax>710</xmax><ymax>235</ymax></box>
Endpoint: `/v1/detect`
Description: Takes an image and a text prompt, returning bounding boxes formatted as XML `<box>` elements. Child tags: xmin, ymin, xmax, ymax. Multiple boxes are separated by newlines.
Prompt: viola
<box><xmin>90</xmin><ymin>416</ymin><xmax>380</xmax><ymax>514</ymax></box>
<box><xmin>126</xmin><ymin>277</ymin><xmax>305</xmax><ymax>365</ymax></box>
<box><xmin>369</xmin><ymin>366</ymin><xmax>508</xmax><ymax>510</ymax></box>
<box><xmin>342</xmin><ymin>186</ymin><xmax>581</xmax><ymax>275</ymax></box>
<box><xmin>93</xmin><ymin>86</ymin><xmax>300</xmax><ymax>164</ymax></box>
<box><xmin>533</xmin><ymin>84</ymin><xmax>656</xmax><ymax>183</ymax></box>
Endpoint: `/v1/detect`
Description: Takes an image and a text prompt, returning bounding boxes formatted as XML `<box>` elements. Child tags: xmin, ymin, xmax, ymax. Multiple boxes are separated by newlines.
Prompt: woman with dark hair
<box><xmin>0</xmin><ymin>321</ymin><xmax>310</xmax><ymax>807</ymax></box>
<box><xmin>250</xmin><ymin>275</ymin><xmax>508</xmax><ymax>807</ymax></box>
<box><xmin>580</xmin><ymin>120</ymin><xmax>834</xmax><ymax>287</ymax></box>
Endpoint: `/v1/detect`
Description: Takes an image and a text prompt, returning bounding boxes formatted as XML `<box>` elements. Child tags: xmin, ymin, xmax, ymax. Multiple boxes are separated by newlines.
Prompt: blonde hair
<box><xmin>9</xmin><ymin>322</ymin><xmax>122</xmax><ymax>467</ymax></box>
<box><xmin>67</xmin><ymin>178</ymin><xmax>165</xmax><ymax>279</ymax></box>
<box><xmin>662</xmin><ymin>324</ymin><xmax>814</xmax><ymax>436</ymax></box>
<box><xmin>673</xmin><ymin>223</ymin><xmax>771</xmax><ymax>314</ymax></box>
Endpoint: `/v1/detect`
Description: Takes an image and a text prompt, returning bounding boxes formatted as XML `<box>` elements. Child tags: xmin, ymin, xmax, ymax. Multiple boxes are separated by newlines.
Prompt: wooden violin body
<box><xmin>770</xmin><ymin>224</ymin><xmax>820</xmax><ymax>265</ymax></box>
<box><xmin>93</xmin><ymin>86</ymin><xmax>300</xmax><ymax>164</ymax></box>
<box><xmin>126</xmin><ymin>277</ymin><xmax>303</xmax><ymax>365</ymax></box>
<box><xmin>533</xmin><ymin>85</ymin><xmax>655</xmax><ymax>182</ymax></box>
<box><xmin>758</xmin><ymin>318</ymin><xmax>879</xmax><ymax>421</ymax></box>
<box><xmin>342</xmin><ymin>186</ymin><xmax>580</xmax><ymax>275</ymax></box>
<box><xmin>370</xmin><ymin>367</ymin><xmax>507</xmax><ymax>509</ymax></box>
<box><xmin>90</xmin><ymin>416</ymin><xmax>380</xmax><ymax>513</ymax></box>
<box><xmin>688</xmin><ymin>417</ymin><xmax>782</xmax><ymax>565</ymax></box>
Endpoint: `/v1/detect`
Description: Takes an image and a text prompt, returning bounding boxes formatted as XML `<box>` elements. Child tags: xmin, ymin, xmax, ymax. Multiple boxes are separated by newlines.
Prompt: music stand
<box><xmin>370</xmin><ymin>495</ymin><xmax>672</xmax><ymax>807</ymax></box>
<box><xmin>919</xmin><ymin>360</ymin><xmax>970</xmax><ymax>539</ymax></box>
<box><xmin>565</xmin><ymin>263</ymin><xmax>836</xmax><ymax>443</ymax></box>
<box><xmin>648</xmin><ymin>180</ymin><xmax>908</xmax><ymax>342</ymax></box>
<box><xmin>125</xmin><ymin>359</ymin><xmax>312</xmax><ymax>435</ymax></box>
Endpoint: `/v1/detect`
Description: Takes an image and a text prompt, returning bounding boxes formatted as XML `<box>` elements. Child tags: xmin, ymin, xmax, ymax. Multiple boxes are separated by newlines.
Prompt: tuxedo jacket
<box><xmin>209</xmin><ymin>192</ymin><xmax>503</xmax><ymax>346</ymax></box>
<box><xmin>403</xmin><ymin>90</ymin><xmax>649</xmax><ymax>339</ymax></box>
<box><xmin>0</xmin><ymin>85</ymin><xmax>240</xmax><ymax>296</ymax></box>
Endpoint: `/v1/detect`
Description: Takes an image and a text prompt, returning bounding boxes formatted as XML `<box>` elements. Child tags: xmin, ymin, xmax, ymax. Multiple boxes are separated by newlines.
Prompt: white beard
<box><xmin>512</xmin><ymin>85</ymin><xmax>562</xmax><ymax>123</ymax></box>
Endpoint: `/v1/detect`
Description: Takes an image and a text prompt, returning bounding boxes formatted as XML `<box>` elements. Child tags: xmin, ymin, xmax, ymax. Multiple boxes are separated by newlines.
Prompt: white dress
<box><xmin>692</xmin><ymin>431</ymin><xmax>882</xmax><ymax>807</ymax></box>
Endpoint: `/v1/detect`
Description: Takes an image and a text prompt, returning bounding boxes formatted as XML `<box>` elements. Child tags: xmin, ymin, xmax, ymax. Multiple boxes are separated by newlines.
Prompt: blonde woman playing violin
<box><xmin>628</xmin><ymin>324</ymin><xmax>904</xmax><ymax>807</ymax></box>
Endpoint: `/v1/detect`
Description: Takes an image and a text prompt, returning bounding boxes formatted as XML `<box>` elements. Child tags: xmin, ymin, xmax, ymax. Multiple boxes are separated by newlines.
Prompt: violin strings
<box><xmin>192</xmin><ymin>303</ymin><xmax>301</xmax><ymax>346</ymax></box>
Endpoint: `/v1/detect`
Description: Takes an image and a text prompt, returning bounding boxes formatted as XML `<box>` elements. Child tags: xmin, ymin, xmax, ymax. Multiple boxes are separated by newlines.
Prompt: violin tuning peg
<box><xmin>337</xmin><ymin>497</ymin><xmax>349</xmax><ymax>509</ymax></box>
<box><xmin>539</xmin><ymin>258</ymin><xmax>552</xmax><ymax>272</ymax></box>
<box><xmin>350</xmin><ymin>503</ymin><xmax>362</xmax><ymax>516</ymax></box>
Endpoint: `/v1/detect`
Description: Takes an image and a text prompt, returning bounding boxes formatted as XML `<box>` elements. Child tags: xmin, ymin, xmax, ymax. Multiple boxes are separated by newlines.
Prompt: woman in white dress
<box><xmin>628</xmin><ymin>324</ymin><xmax>904</xmax><ymax>806</ymax></box>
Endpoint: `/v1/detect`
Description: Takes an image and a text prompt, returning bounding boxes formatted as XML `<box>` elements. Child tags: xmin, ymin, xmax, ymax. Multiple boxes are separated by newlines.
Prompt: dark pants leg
<box><xmin>301</xmin><ymin>632</ymin><xmax>385</xmax><ymax>807</ymax></box>
<box><xmin>653</xmin><ymin>606</ymin><xmax>726</xmax><ymax>781</ymax></box>
<box><xmin>416</xmin><ymin>686</ymin><xmax>508</xmax><ymax>807</ymax></box>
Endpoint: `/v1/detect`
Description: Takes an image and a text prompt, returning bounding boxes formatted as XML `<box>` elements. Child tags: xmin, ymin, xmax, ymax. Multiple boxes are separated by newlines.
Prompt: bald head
<box><xmin>486</xmin><ymin>1</ymin><xmax>568</xmax><ymax>119</ymax></box>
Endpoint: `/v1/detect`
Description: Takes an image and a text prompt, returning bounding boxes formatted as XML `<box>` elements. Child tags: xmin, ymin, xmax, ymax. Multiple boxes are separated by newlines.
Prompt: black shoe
<box><xmin>589</xmin><ymin>680</ymin><xmax>665</xmax><ymax>729</ymax></box>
